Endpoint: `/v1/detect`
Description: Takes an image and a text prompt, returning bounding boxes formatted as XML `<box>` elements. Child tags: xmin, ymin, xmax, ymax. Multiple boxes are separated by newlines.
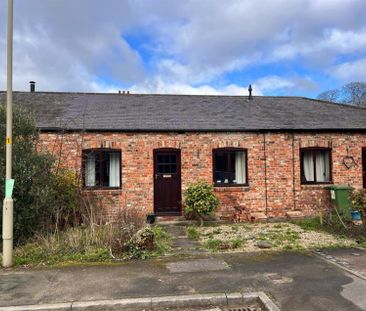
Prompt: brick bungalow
<box><xmin>2</xmin><ymin>90</ymin><xmax>366</xmax><ymax>221</ymax></box>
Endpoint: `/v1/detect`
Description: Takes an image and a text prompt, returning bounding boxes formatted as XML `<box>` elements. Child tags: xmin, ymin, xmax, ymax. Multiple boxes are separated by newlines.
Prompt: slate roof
<box><xmin>0</xmin><ymin>91</ymin><xmax>366</xmax><ymax>132</ymax></box>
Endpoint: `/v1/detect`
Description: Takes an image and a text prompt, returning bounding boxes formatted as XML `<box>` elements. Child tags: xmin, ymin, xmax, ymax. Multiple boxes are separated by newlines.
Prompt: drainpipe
<box><xmin>292</xmin><ymin>133</ymin><xmax>296</xmax><ymax>211</ymax></box>
<box><xmin>263</xmin><ymin>133</ymin><xmax>268</xmax><ymax>216</ymax></box>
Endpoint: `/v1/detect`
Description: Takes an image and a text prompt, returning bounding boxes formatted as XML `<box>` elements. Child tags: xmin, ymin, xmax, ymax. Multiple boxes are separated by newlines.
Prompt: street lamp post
<box><xmin>2</xmin><ymin>0</ymin><xmax>14</xmax><ymax>268</ymax></box>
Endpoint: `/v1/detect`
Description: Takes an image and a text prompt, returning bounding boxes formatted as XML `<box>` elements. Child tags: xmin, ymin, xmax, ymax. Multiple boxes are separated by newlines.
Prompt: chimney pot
<box><xmin>30</xmin><ymin>81</ymin><xmax>36</xmax><ymax>93</ymax></box>
<box><xmin>248</xmin><ymin>84</ymin><xmax>253</xmax><ymax>99</ymax></box>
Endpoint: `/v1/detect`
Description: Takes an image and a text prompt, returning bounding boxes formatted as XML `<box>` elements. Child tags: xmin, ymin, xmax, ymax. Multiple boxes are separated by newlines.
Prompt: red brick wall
<box><xmin>38</xmin><ymin>131</ymin><xmax>366</xmax><ymax>220</ymax></box>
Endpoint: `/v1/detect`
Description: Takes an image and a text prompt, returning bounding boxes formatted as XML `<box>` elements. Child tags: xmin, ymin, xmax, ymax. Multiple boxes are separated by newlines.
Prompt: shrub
<box><xmin>184</xmin><ymin>181</ymin><xmax>220</xmax><ymax>225</ymax></box>
<box><xmin>350</xmin><ymin>189</ymin><xmax>366</xmax><ymax>227</ymax></box>
<box><xmin>0</xmin><ymin>104</ymin><xmax>59</xmax><ymax>243</ymax></box>
<box><xmin>0</xmin><ymin>104</ymin><xmax>84</xmax><ymax>243</ymax></box>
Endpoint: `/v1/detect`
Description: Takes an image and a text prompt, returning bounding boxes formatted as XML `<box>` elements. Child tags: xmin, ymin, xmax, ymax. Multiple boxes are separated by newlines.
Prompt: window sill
<box><xmin>300</xmin><ymin>182</ymin><xmax>333</xmax><ymax>190</ymax></box>
<box><xmin>82</xmin><ymin>188</ymin><xmax>122</xmax><ymax>195</ymax></box>
<box><xmin>214</xmin><ymin>185</ymin><xmax>249</xmax><ymax>192</ymax></box>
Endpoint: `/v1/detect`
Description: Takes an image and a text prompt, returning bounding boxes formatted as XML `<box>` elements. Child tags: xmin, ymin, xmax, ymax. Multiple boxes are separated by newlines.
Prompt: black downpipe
<box><xmin>263</xmin><ymin>133</ymin><xmax>268</xmax><ymax>216</ymax></box>
<box><xmin>292</xmin><ymin>133</ymin><xmax>296</xmax><ymax>210</ymax></box>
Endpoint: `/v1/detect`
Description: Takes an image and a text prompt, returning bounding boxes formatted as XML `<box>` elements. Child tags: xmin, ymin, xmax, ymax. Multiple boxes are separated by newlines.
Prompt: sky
<box><xmin>0</xmin><ymin>0</ymin><xmax>365</xmax><ymax>97</ymax></box>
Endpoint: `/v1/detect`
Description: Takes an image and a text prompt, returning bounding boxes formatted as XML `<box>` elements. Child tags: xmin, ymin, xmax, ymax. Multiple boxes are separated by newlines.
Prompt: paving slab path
<box><xmin>164</xmin><ymin>225</ymin><xmax>207</xmax><ymax>256</ymax></box>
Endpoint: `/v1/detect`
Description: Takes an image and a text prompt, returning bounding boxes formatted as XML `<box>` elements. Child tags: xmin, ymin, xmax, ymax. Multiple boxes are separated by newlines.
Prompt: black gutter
<box><xmin>38</xmin><ymin>128</ymin><xmax>366</xmax><ymax>133</ymax></box>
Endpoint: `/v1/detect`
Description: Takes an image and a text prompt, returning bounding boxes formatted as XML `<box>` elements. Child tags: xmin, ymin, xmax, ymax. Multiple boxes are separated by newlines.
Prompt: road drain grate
<box><xmin>223</xmin><ymin>305</ymin><xmax>263</xmax><ymax>311</ymax></box>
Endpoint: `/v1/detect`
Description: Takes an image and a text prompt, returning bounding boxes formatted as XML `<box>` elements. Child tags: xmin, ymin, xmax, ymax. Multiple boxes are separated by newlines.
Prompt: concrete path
<box><xmin>1</xmin><ymin>250</ymin><xmax>366</xmax><ymax>310</ymax></box>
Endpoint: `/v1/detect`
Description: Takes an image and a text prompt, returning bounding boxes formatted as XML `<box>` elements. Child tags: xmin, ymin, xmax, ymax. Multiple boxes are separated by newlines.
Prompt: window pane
<box><xmin>214</xmin><ymin>152</ymin><xmax>227</xmax><ymax>183</ymax></box>
<box><xmin>170</xmin><ymin>154</ymin><xmax>176</xmax><ymax>164</ymax></box>
<box><xmin>315</xmin><ymin>151</ymin><xmax>330</xmax><ymax>182</ymax></box>
<box><xmin>109</xmin><ymin>152</ymin><xmax>120</xmax><ymax>187</ymax></box>
<box><xmin>234</xmin><ymin>152</ymin><xmax>246</xmax><ymax>184</ymax></box>
<box><xmin>303</xmin><ymin>152</ymin><xmax>315</xmax><ymax>182</ymax></box>
<box><xmin>101</xmin><ymin>153</ymin><xmax>110</xmax><ymax>187</ymax></box>
<box><xmin>158</xmin><ymin>164</ymin><xmax>165</xmax><ymax>173</ymax></box>
<box><xmin>85</xmin><ymin>153</ymin><xmax>96</xmax><ymax>186</ymax></box>
<box><xmin>157</xmin><ymin>155</ymin><xmax>164</xmax><ymax>163</ymax></box>
<box><xmin>95</xmin><ymin>154</ymin><xmax>101</xmax><ymax>186</ymax></box>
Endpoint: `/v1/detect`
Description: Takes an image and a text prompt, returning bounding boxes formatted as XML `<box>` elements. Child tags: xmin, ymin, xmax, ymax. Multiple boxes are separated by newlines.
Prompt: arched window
<box><xmin>82</xmin><ymin>149</ymin><xmax>121</xmax><ymax>189</ymax></box>
<box><xmin>213</xmin><ymin>148</ymin><xmax>248</xmax><ymax>186</ymax></box>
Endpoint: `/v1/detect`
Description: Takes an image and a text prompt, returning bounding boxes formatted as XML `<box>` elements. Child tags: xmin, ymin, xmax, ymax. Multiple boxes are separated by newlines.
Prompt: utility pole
<box><xmin>2</xmin><ymin>0</ymin><xmax>14</xmax><ymax>267</ymax></box>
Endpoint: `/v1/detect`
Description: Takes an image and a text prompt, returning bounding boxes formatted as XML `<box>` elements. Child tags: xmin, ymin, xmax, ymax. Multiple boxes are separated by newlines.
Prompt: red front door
<box><xmin>153</xmin><ymin>149</ymin><xmax>182</xmax><ymax>215</ymax></box>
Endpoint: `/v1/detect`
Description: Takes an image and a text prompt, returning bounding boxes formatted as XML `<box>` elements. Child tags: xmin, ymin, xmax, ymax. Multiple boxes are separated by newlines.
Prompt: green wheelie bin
<box><xmin>326</xmin><ymin>185</ymin><xmax>353</xmax><ymax>220</ymax></box>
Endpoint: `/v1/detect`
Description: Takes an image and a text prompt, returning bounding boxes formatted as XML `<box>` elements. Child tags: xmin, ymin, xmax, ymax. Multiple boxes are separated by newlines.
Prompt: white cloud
<box><xmin>253</xmin><ymin>76</ymin><xmax>294</xmax><ymax>93</ymax></box>
<box><xmin>331</xmin><ymin>58</ymin><xmax>366</xmax><ymax>82</ymax></box>
<box><xmin>129</xmin><ymin>75</ymin><xmax>316</xmax><ymax>96</ymax></box>
<box><xmin>0</xmin><ymin>0</ymin><xmax>365</xmax><ymax>94</ymax></box>
<box><xmin>0</xmin><ymin>0</ymin><xmax>145</xmax><ymax>92</ymax></box>
<box><xmin>141</xmin><ymin>0</ymin><xmax>366</xmax><ymax>84</ymax></box>
<box><xmin>130</xmin><ymin>78</ymin><xmax>254</xmax><ymax>96</ymax></box>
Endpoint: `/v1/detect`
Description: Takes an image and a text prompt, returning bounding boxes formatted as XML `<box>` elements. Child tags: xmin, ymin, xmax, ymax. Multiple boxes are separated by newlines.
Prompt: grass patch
<box><xmin>204</xmin><ymin>238</ymin><xmax>223</xmax><ymax>251</ymax></box>
<box><xmin>256</xmin><ymin>228</ymin><xmax>300</xmax><ymax>248</ymax></box>
<box><xmin>295</xmin><ymin>218</ymin><xmax>323</xmax><ymax>231</ymax></box>
<box><xmin>12</xmin><ymin>244</ymin><xmax>111</xmax><ymax>266</ymax></box>
<box><xmin>4</xmin><ymin>225</ymin><xmax>172</xmax><ymax>267</ymax></box>
<box><xmin>357</xmin><ymin>237</ymin><xmax>366</xmax><ymax>248</ymax></box>
<box><xmin>186</xmin><ymin>226</ymin><xmax>200</xmax><ymax>240</ymax></box>
<box><xmin>294</xmin><ymin>217</ymin><xmax>365</xmax><ymax>243</ymax></box>
<box><xmin>240</xmin><ymin>224</ymin><xmax>253</xmax><ymax>230</ymax></box>
<box><xmin>231</xmin><ymin>225</ymin><xmax>239</xmax><ymax>233</ymax></box>
<box><xmin>231</xmin><ymin>237</ymin><xmax>246</xmax><ymax>249</ymax></box>
<box><xmin>152</xmin><ymin>225</ymin><xmax>172</xmax><ymax>255</ymax></box>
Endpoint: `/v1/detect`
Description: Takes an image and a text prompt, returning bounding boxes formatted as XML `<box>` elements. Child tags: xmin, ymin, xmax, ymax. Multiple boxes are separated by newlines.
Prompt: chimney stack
<box><xmin>248</xmin><ymin>84</ymin><xmax>253</xmax><ymax>100</ymax></box>
<box><xmin>30</xmin><ymin>81</ymin><xmax>36</xmax><ymax>92</ymax></box>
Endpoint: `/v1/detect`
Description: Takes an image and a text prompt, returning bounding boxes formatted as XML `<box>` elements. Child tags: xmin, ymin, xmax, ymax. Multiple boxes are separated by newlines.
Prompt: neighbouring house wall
<box><xmin>38</xmin><ymin>131</ymin><xmax>366</xmax><ymax>221</ymax></box>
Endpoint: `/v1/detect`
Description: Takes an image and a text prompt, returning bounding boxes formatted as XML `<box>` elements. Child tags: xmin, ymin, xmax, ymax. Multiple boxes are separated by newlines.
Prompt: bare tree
<box><xmin>317</xmin><ymin>82</ymin><xmax>366</xmax><ymax>108</ymax></box>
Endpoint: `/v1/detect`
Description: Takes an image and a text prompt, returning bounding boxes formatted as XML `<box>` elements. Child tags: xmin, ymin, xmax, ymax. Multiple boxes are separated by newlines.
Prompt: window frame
<box><xmin>300</xmin><ymin>147</ymin><xmax>332</xmax><ymax>185</ymax></box>
<box><xmin>82</xmin><ymin>148</ymin><xmax>122</xmax><ymax>190</ymax></box>
<box><xmin>212</xmin><ymin>147</ymin><xmax>249</xmax><ymax>187</ymax></box>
